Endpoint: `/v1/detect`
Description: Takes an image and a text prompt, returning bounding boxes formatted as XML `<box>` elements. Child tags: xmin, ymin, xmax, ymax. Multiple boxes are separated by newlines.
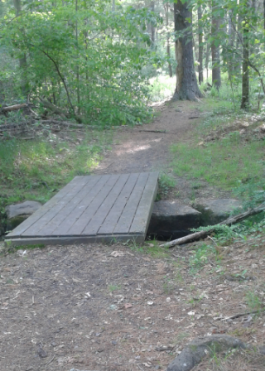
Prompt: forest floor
<box><xmin>0</xmin><ymin>100</ymin><xmax>265</xmax><ymax>371</ymax></box>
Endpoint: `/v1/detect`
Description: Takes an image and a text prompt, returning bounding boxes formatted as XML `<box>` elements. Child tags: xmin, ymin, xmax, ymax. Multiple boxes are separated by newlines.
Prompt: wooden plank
<box><xmin>129</xmin><ymin>172</ymin><xmax>159</xmax><ymax>235</ymax></box>
<box><xmin>112</xmin><ymin>173</ymin><xmax>149</xmax><ymax>234</ymax></box>
<box><xmin>5</xmin><ymin>172</ymin><xmax>159</xmax><ymax>246</ymax></box>
<box><xmin>53</xmin><ymin>175</ymin><xmax>112</xmax><ymax>236</ymax></box>
<box><xmin>7</xmin><ymin>176</ymin><xmax>86</xmax><ymax>237</ymax></box>
<box><xmin>81</xmin><ymin>173</ymin><xmax>130</xmax><ymax>236</ymax></box>
<box><xmin>34</xmin><ymin>175</ymin><xmax>102</xmax><ymax>236</ymax></box>
<box><xmin>98</xmin><ymin>173</ymin><xmax>139</xmax><ymax>235</ymax></box>
<box><xmin>5</xmin><ymin>233</ymin><xmax>144</xmax><ymax>248</ymax></box>
<box><xmin>22</xmin><ymin>176</ymin><xmax>94</xmax><ymax>236</ymax></box>
<box><xmin>67</xmin><ymin>174</ymin><xmax>120</xmax><ymax>235</ymax></box>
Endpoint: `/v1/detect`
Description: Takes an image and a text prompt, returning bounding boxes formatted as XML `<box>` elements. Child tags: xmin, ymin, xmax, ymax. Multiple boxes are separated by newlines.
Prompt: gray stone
<box><xmin>167</xmin><ymin>335</ymin><xmax>246</xmax><ymax>371</ymax></box>
<box><xmin>192</xmin><ymin>198</ymin><xmax>242</xmax><ymax>225</ymax></box>
<box><xmin>5</xmin><ymin>201</ymin><xmax>42</xmax><ymax>230</ymax></box>
<box><xmin>148</xmin><ymin>200</ymin><xmax>201</xmax><ymax>239</ymax></box>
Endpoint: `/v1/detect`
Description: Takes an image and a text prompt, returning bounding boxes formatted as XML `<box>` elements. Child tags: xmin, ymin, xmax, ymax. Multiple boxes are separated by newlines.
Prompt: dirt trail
<box><xmin>94</xmin><ymin>101</ymin><xmax>195</xmax><ymax>175</ymax></box>
<box><xmin>1</xmin><ymin>103</ymin><xmax>264</xmax><ymax>371</ymax></box>
<box><xmin>94</xmin><ymin>101</ymin><xmax>230</xmax><ymax>202</ymax></box>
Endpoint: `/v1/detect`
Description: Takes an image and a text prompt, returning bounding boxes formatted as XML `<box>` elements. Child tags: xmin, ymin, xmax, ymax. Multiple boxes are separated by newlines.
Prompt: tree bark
<box><xmin>205</xmin><ymin>38</ymin><xmax>210</xmax><ymax>79</ymax></box>
<box><xmin>263</xmin><ymin>0</ymin><xmax>265</xmax><ymax>30</ymax></box>
<box><xmin>164</xmin><ymin>3</ymin><xmax>173</xmax><ymax>77</ymax></box>
<box><xmin>227</xmin><ymin>9</ymin><xmax>236</xmax><ymax>80</ymax></box>
<box><xmin>241</xmin><ymin>1</ymin><xmax>250</xmax><ymax>109</ymax></box>
<box><xmin>150</xmin><ymin>1</ymin><xmax>155</xmax><ymax>47</ymax></box>
<box><xmin>173</xmin><ymin>1</ymin><xmax>202</xmax><ymax>101</ymax></box>
<box><xmin>211</xmin><ymin>0</ymin><xmax>221</xmax><ymax>89</ymax></box>
<box><xmin>13</xmin><ymin>0</ymin><xmax>28</xmax><ymax>96</ymax></box>
<box><xmin>198</xmin><ymin>4</ymin><xmax>203</xmax><ymax>84</ymax></box>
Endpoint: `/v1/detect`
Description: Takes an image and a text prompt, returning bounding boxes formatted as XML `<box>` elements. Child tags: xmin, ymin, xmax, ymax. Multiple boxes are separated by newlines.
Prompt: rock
<box><xmin>5</xmin><ymin>201</ymin><xmax>42</xmax><ymax>230</ymax></box>
<box><xmin>0</xmin><ymin>217</ymin><xmax>6</xmax><ymax>236</ymax></box>
<box><xmin>167</xmin><ymin>335</ymin><xmax>246</xmax><ymax>371</ymax></box>
<box><xmin>148</xmin><ymin>200</ymin><xmax>201</xmax><ymax>239</ymax></box>
<box><xmin>192</xmin><ymin>198</ymin><xmax>242</xmax><ymax>225</ymax></box>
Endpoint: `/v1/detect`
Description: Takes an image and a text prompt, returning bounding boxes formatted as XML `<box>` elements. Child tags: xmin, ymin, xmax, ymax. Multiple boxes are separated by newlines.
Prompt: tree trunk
<box><xmin>173</xmin><ymin>1</ymin><xmax>202</xmax><ymax>101</ymax></box>
<box><xmin>205</xmin><ymin>38</ymin><xmax>210</xmax><ymax>79</ymax></box>
<box><xmin>263</xmin><ymin>0</ymin><xmax>265</xmax><ymax>30</ymax></box>
<box><xmin>149</xmin><ymin>1</ymin><xmax>155</xmax><ymax>48</ymax></box>
<box><xmin>164</xmin><ymin>3</ymin><xmax>172</xmax><ymax>77</ymax></box>
<box><xmin>227</xmin><ymin>9</ymin><xmax>235</xmax><ymax>80</ymax></box>
<box><xmin>13</xmin><ymin>0</ymin><xmax>28</xmax><ymax>97</ymax></box>
<box><xmin>198</xmin><ymin>4</ymin><xmax>203</xmax><ymax>84</ymax></box>
<box><xmin>241</xmin><ymin>1</ymin><xmax>250</xmax><ymax>109</ymax></box>
<box><xmin>211</xmin><ymin>0</ymin><xmax>221</xmax><ymax>89</ymax></box>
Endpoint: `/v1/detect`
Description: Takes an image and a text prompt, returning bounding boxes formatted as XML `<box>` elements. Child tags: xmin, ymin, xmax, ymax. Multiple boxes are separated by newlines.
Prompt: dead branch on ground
<box><xmin>160</xmin><ymin>203</ymin><xmax>265</xmax><ymax>248</ymax></box>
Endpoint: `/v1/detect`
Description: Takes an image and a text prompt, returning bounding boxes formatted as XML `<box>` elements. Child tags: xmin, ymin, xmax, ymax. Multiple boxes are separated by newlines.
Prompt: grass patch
<box><xmin>0</xmin><ymin>129</ymin><xmax>112</xmax><ymax>206</ymax></box>
<box><xmin>245</xmin><ymin>291</ymin><xmax>264</xmax><ymax>312</ymax></box>
<box><xmin>171</xmin><ymin>134</ymin><xmax>265</xmax><ymax>189</ymax></box>
<box><xmin>129</xmin><ymin>239</ymin><xmax>170</xmax><ymax>259</ymax></box>
<box><xmin>189</xmin><ymin>242</ymin><xmax>223</xmax><ymax>274</ymax></box>
<box><xmin>157</xmin><ymin>173</ymin><xmax>176</xmax><ymax>200</ymax></box>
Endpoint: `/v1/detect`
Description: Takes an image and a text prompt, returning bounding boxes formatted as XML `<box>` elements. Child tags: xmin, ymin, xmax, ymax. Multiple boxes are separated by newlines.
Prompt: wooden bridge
<box><xmin>5</xmin><ymin>172</ymin><xmax>159</xmax><ymax>247</ymax></box>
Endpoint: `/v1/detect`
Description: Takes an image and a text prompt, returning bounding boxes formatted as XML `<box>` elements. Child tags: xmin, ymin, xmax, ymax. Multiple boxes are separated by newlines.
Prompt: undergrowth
<box><xmin>0</xmin><ymin>129</ymin><xmax>112</xmax><ymax>207</ymax></box>
<box><xmin>171</xmin><ymin>81</ymin><xmax>265</xmax><ymax>190</ymax></box>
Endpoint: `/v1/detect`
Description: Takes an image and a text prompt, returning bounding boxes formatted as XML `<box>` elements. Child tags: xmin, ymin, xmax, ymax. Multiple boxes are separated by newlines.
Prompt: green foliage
<box><xmin>189</xmin><ymin>243</ymin><xmax>221</xmax><ymax>272</ymax></box>
<box><xmin>0</xmin><ymin>130</ymin><xmax>111</xmax><ymax>204</ymax></box>
<box><xmin>128</xmin><ymin>239</ymin><xmax>169</xmax><ymax>258</ymax></box>
<box><xmin>245</xmin><ymin>291</ymin><xmax>263</xmax><ymax>312</ymax></box>
<box><xmin>0</xmin><ymin>1</ymin><xmax>161</xmax><ymax>126</ymax></box>
<box><xmin>233</xmin><ymin>181</ymin><xmax>265</xmax><ymax>209</ymax></box>
<box><xmin>108</xmin><ymin>284</ymin><xmax>121</xmax><ymax>292</ymax></box>
<box><xmin>157</xmin><ymin>173</ymin><xmax>176</xmax><ymax>200</ymax></box>
<box><xmin>171</xmin><ymin>133</ymin><xmax>265</xmax><ymax>189</ymax></box>
<box><xmin>149</xmin><ymin>74</ymin><xmax>175</xmax><ymax>102</ymax></box>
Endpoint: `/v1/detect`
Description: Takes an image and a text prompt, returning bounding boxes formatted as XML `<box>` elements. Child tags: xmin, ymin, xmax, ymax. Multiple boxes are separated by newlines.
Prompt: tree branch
<box><xmin>160</xmin><ymin>203</ymin><xmax>265</xmax><ymax>248</ymax></box>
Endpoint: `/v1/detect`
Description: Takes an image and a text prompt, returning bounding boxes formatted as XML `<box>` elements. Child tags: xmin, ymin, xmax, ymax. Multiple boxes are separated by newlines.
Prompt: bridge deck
<box><xmin>5</xmin><ymin>172</ymin><xmax>159</xmax><ymax>247</ymax></box>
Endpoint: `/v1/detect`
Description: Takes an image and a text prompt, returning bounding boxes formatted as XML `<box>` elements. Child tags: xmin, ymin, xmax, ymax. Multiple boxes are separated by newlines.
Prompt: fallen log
<box><xmin>1</xmin><ymin>103</ymin><xmax>29</xmax><ymax>113</ymax></box>
<box><xmin>138</xmin><ymin>129</ymin><xmax>167</xmax><ymax>133</ymax></box>
<box><xmin>160</xmin><ymin>202</ymin><xmax>265</xmax><ymax>248</ymax></box>
<box><xmin>40</xmin><ymin>98</ymin><xmax>68</xmax><ymax>117</ymax></box>
<box><xmin>39</xmin><ymin>98</ymin><xmax>83</xmax><ymax>123</ymax></box>
<box><xmin>39</xmin><ymin>119</ymin><xmax>85</xmax><ymax>128</ymax></box>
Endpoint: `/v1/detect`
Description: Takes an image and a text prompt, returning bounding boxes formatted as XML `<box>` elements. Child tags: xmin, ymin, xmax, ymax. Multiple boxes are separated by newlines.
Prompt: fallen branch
<box><xmin>221</xmin><ymin>309</ymin><xmax>265</xmax><ymax>321</ymax></box>
<box><xmin>160</xmin><ymin>202</ymin><xmax>265</xmax><ymax>248</ymax></box>
<box><xmin>138</xmin><ymin>129</ymin><xmax>167</xmax><ymax>133</ymax></box>
<box><xmin>39</xmin><ymin>120</ymin><xmax>85</xmax><ymax>129</ymax></box>
<box><xmin>1</xmin><ymin>103</ymin><xmax>29</xmax><ymax>113</ymax></box>
<box><xmin>39</xmin><ymin>98</ymin><xmax>83</xmax><ymax>123</ymax></box>
<box><xmin>39</xmin><ymin>98</ymin><xmax>68</xmax><ymax>117</ymax></box>
<box><xmin>0</xmin><ymin>122</ymin><xmax>29</xmax><ymax>131</ymax></box>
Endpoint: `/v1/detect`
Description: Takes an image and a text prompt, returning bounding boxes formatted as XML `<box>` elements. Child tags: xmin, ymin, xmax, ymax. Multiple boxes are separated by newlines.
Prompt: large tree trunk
<box><xmin>205</xmin><ymin>38</ymin><xmax>210</xmax><ymax>79</ymax></box>
<box><xmin>241</xmin><ymin>1</ymin><xmax>250</xmax><ymax>109</ymax></box>
<box><xmin>150</xmin><ymin>1</ymin><xmax>155</xmax><ymax>47</ymax></box>
<box><xmin>13</xmin><ymin>0</ymin><xmax>28</xmax><ymax>96</ymax></box>
<box><xmin>173</xmin><ymin>1</ymin><xmax>202</xmax><ymax>101</ymax></box>
<box><xmin>227</xmin><ymin>9</ymin><xmax>236</xmax><ymax>80</ymax></box>
<box><xmin>198</xmin><ymin>4</ymin><xmax>203</xmax><ymax>84</ymax></box>
<box><xmin>164</xmin><ymin>3</ymin><xmax>172</xmax><ymax>77</ymax></box>
<box><xmin>263</xmin><ymin>0</ymin><xmax>265</xmax><ymax>30</ymax></box>
<box><xmin>211</xmin><ymin>0</ymin><xmax>221</xmax><ymax>89</ymax></box>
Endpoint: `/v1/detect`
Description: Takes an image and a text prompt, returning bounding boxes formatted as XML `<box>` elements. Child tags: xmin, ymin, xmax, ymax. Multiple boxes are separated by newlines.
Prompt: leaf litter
<box><xmin>0</xmin><ymin>238</ymin><xmax>264</xmax><ymax>371</ymax></box>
